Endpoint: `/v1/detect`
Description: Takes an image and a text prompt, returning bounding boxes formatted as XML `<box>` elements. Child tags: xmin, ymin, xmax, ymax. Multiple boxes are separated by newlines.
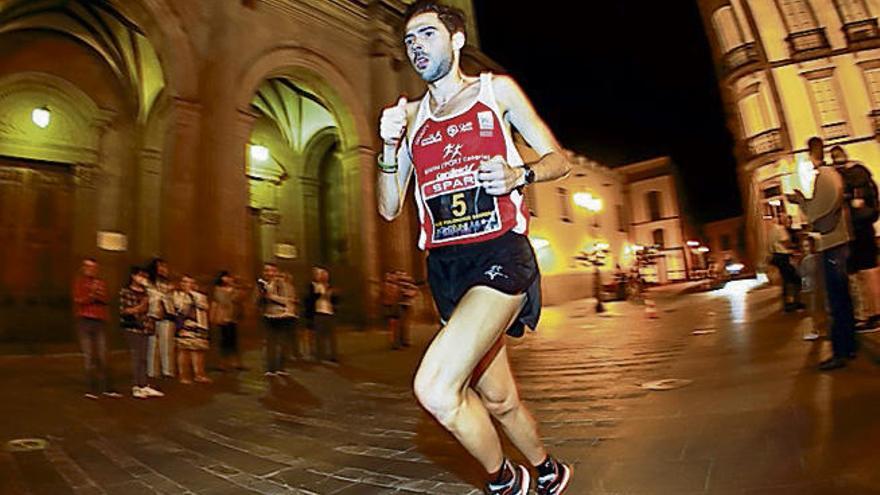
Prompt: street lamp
<box><xmin>249</xmin><ymin>144</ymin><xmax>270</xmax><ymax>162</ymax></box>
<box><xmin>574</xmin><ymin>192</ymin><xmax>606</xmax><ymax>313</ymax></box>
<box><xmin>32</xmin><ymin>107</ymin><xmax>50</xmax><ymax>128</ymax></box>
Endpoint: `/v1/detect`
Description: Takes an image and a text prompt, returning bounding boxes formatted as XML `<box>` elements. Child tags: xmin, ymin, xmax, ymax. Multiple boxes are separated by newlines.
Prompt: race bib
<box><xmin>422</xmin><ymin>171</ymin><xmax>502</xmax><ymax>243</ymax></box>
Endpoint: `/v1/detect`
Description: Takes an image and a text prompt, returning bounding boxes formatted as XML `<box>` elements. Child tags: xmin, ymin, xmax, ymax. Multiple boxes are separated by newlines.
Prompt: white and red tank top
<box><xmin>408</xmin><ymin>72</ymin><xmax>529</xmax><ymax>250</ymax></box>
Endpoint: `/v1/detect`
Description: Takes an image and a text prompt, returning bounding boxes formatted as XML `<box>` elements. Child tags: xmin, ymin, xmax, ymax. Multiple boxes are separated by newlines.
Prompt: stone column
<box><xmin>160</xmin><ymin>98</ymin><xmax>202</xmax><ymax>275</ymax></box>
<box><xmin>339</xmin><ymin>146</ymin><xmax>381</xmax><ymax>322</ymax></box>
<box><xmin>199</xmin><ymin>108</ymin><xmax>257</xmax><ymax>283</ymax></box>
<box><xmin>136</xmin><ymin>147</ymin><xmax>162</xmax><ymax>260</ymax></box>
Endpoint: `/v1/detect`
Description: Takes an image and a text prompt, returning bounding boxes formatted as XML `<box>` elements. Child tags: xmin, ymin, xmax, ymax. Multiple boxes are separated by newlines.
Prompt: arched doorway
<box><xmin>0</xmin><ymin>1</ymin><xmax>170</xmax><ymax>345</ymax></box>
<box><xmin>246</xmin><ymin>77</ymin><xmax>354</xmax><ymax>312</ymax></box>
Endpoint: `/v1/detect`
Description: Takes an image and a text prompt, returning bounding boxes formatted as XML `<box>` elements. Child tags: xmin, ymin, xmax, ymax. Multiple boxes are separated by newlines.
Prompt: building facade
<box><xmin>702</xmin><ymin>215</ymin><xmax>751</xmax><ymax>270</ymax></box>
<box><xmin>0</xmin><ymin>0</ymin><xmax>499</xmax><ymax>343</ymax></box>
<box><xmin>522</xmin><ymin>149</ymin><xmax>630</xmax><ymax>305</ymax></box>
<box><xmin>698</xmin><ymin>0</ymin><xmax>880</xmax><ymax>266</ymax></box>
<box><xmin>617</xmin><ymin>157</ymin><xmax>696</xmax><ymax>284</ymax></box>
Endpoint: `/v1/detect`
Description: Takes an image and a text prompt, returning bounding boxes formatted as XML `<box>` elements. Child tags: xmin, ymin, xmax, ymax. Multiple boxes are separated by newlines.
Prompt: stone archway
<box><xmin>233</xmin><ymin>45</ymin><xmax>379</xmax><ymax>323</ymax></box>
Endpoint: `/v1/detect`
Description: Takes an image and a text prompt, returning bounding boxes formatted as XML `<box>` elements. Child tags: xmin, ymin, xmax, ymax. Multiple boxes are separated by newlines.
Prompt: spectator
<box><xmin>211</xmin><ymin>271</ymin><xmax>245</xmax><ymax>371</ymax></box>
<box><xmin>257</xmin><ymin>263</ymin><xmax>296</xmax><ymax>377</ymax></box>
<box><xmin>831</xmin><ymin>146</ymin><xmax>880</xmax><ymax>333</ymax></box>
<box><xmin>72</xmin><ymin>258</ymin><xmax>120</xmax><ymax>399</ymax></box>
<box><xmin>119</xmin><ymin>266</ymin><xmax>164</xmax><ymax>399</ymax></box>
<box><xmin>308</xmin><ymin>266</ymin><xmax>339</xmax><ymax>363</ymax></box>
<box><xmin>397</xmin><ymin>271</ymin><xmax>418</xmax><ymax>348</ymax></box>
<box><xmin>788</xmin><ymin>137</ymin><xmax>856</xmax><ymax>371</ymax></box>
<box><xmin>146</xmin><ymin>258</ymin><xmax>175</xmax><ymax>378</ymax></box>
<box><xmin>798</xmin><ymin>235</ymin><xmax>824</xmax><ymax>341</ymax></box>
<box><xmin>767</xmin><ymin>213</ymin><xmax>803</xmax><ymax>312</ymax></box>
<box><xmin>171</xmin><ymin>275</ymin><xmax>212</xmax><ymax>384</ymax></box>
<box><xmin>382</xmin><ymin>272</ymin><xmax>402</xmax><ymax>349</ymax></box>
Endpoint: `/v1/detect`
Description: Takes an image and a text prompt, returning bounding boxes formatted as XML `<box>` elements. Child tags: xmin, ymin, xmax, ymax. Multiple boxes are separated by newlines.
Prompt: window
<box><xmin>738</xmin><ymin>88</ymin><xmax>772</xmax><ymax>137</ymax></box>
<box><xmin>647</xmin><ymin>190</ymin><xmax>662</xmax><ymax>222</ymax></box>
<box><xmin>557</xmin><ymin>187</ymin><xmax>572</xmax><ymax>223</ymax></box>
<box><xmin>713</xmin><ymin>6</ymin><xmax>745</xmax><ymax>52</ymax></box>
<box><xmin>809</xmin><ymin>77</ymin><xmax>845</xmax><ymax>124</ymax></box>
<box><xmin>863</xmin><ymin>68</ymin><xmax>880</xmax><ymax>108</ymax></box>
<box><xmin>778</xmin><ymin>0</ymin><xmax>819</xmax><ymax>32</ymax></box>
<box><xmin>652</xmin><ymin>229</ymin><xmax>665</xmax><ymax>249</ymax></box>
<box><xmin>835</xmin><ymin>0</ymin><xmax>871</xmax><ymax>23</ymax></box>
<box><xmin>721</xmin><ymin>234</ymin><xmax>732</xmax><ymax>251</ymax></box>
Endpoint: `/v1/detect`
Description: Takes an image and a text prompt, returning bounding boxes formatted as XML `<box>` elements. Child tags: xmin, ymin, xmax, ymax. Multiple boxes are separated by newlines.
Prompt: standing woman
<box><xmin>172</xmin><ymin>275</ymin><xmax>212</xmax><ymax>384</ymax></box>
<box><xmin>309</xmin><ymin>266</ymin><xmax>339</xmax><ymax>363</ymax></box>
<box><xmin>146</xmin><ymin>258</ymin><xmax>175</xmax><ymax>378</ymax></box>
<box><xmin>211</xmin><ymin>271</ymin><xmax>244</xmax><ymax>370</ymax></box>
<box><xmin>119</xmin><ymin>266</ymin><xmax>164</xmax><ymax>399</ymax></box>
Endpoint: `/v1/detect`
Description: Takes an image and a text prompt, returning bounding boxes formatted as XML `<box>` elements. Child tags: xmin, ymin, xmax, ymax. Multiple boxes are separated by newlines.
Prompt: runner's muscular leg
<box><xmin>413</xmin><ymin>285</ymin><xmax>525</xmax><ymax>474</ymax></box>
<box><xmin>475</xmin><ymin>345</ymin><xmax>547</xmax><ymax>466</ymax></box>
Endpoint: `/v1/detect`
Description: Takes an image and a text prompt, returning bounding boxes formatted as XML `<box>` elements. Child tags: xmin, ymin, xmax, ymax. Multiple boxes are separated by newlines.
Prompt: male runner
<box><xmin>377</xmin><ymin>2</ymin><xmax>572</xmax><ymax>493</ymax></box>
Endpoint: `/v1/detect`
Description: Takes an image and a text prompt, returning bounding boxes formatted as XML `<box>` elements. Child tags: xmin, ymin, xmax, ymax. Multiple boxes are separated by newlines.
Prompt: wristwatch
<box><xmin>522</xmin><ymin>164</ymin><xmax>536</xmax><ymax>185</ymax></box>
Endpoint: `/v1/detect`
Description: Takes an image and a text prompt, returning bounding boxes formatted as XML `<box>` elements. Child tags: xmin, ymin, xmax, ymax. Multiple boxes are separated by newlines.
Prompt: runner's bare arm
<box><xmin>495</xmin><ymin>75</ymin><xmax>571</xmax><ymax>183</ymax></box>
<box><xmin>378</xmin><ymin>99</ymin><xmax>418</xmax><ymax>221</ymax></box>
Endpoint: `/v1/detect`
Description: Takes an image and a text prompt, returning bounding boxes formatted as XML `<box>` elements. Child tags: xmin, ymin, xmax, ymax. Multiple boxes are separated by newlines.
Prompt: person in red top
<box><xmin>72</xmin><ymin>258</ymin><xmax>120</xmax><ymax>399</ymax></box>
<box><xmin>377</xmin><ymin>3</ymin><xmax>572</xmax><ymax>494</ymax></box>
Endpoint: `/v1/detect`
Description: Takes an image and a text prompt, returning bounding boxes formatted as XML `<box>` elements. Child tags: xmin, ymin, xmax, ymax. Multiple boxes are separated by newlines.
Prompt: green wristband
<box><xmin>377</xmin><ymin>156</ymin><xmax>397</xmax><ymax>173</ymax></box>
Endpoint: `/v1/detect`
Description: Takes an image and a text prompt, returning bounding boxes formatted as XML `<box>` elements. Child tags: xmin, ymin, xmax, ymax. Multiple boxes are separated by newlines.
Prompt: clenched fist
<box><xmin>478</xmin><ymin>155</ymin><xmax>524</xmax><ymax>196</ymax></box>
<box><xmin>380</xmin><ymin>97</ymin><xmax>408</xmax><ymax>146</ymax></box>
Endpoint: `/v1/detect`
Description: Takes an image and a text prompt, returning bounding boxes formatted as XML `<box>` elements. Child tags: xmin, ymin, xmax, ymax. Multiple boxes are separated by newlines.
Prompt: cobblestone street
<box><xmin>2</xmin><ymin>281</ymin><xmax>879</xmax><ymax>494</ymax></box>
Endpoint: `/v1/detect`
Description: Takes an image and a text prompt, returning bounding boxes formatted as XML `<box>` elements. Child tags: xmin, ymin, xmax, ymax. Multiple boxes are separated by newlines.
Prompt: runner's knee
<box><xmin>413</xmin><ymin>374</ymin><xmax>463</xmax><ymax>425</ymax></box>
<box><xmin>482</xmin><ymin>389</ymin><xmax>520</xmax><ymax>419</ymax></box>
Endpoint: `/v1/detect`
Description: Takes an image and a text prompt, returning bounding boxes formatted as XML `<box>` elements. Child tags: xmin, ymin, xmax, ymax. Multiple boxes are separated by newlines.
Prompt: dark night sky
<box><xmin>473</xmin><ymin>2</ymin><xmax>742</xmax><ymax>223</ymax></box>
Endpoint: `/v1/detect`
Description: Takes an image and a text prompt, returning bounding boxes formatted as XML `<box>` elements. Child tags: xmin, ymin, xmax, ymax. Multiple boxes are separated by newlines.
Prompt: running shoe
<box><xmin>102</xmin><ymin>391</ymin><xmax>123</xmax><ymax>399</ymax></box>
<box><xmin>535</xmin><ymin>458</ymin><xmax>573</xmax><ymax>495</ymax></box>
<box><xmin>84</xmin><ymin>393</ymin><xmax>99</xmax><ymax>400</ymax></box>
<box><xmin>486</xmin><ymin>461</ymin><xmax>529</xmax><ymax>495</ymax></box>
<box><xmin>132</xmin><ymin>387</ymin><xmax>149</xmax><ymax>399</ymax></box>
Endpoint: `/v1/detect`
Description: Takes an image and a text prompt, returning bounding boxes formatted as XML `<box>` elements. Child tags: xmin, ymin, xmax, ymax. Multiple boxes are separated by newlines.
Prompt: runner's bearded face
<box><xmin>404</xmin><ymin>13</ymin><xmax>455</xmax><ymax>83</ymax></box>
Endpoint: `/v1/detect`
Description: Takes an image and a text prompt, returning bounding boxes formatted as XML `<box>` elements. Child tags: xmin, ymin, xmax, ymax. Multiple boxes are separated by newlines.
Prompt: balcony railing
<box><xmin>722</xmin><ymin>42</ymin><xmax>760</xmax><ymax>75</ymax></box>
<box><xmin>746</xmin><ymin>129</ymin><xmax>784</xmax><ymax>159</ymax></box>
<box><xmin>843</xmin><ymin>18</ymin><xmax>880</xmax><ymax>47</ymax></box>
<box><xmin>786</xmin><ymin>28</ymin><xmax>831</xmax><ymax>59</ymax></box>
<box><xmin>821</xmin><ymin>122</ymin><xmax>849</xmax><ymax>140</ymax></box>
<box><xmin>869</xmin><ymin>109</ymin><xmax>880</xmax><ymax>135</ymax></box>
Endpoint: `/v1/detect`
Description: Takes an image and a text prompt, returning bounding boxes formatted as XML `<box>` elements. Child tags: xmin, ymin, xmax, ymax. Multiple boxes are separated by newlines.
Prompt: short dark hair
<box><xmin>807</xmin><ymin>137</ymin><xmax>824</xmax><ymax>153</ymax></box>
<box><xmin>128</xmin><ymin>266</ymin><xmax>147</xmax><ymax>286</ymax></box>
<box><xmin>403</xmin><ymin>0</ymin><xmax>466</xmax><ymax>37</ymax></box>
<box><xmin>147</xmin><ymin>257</ymin><xmax>166</xmax><ymax>283</ymax></box>
<box><xmin>215</xmin><ymin>270</ymin><xmax>230</xmax><ymax>287</ymax></box>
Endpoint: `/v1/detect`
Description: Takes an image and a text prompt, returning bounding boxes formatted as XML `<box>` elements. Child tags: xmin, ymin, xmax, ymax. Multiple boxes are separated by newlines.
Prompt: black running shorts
<box><xmin>426</xmin><ymin>231</ymin><xmax>541</xmax><ymax>337</ymax></box>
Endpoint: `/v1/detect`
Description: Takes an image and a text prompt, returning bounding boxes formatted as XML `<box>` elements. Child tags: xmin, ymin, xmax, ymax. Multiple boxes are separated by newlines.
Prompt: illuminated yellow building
<box><xmin>698</xmin><ymin>0</ymin><xmax>880</xmax><ymax>263</ymax></box>
<box><xmin>520</xmin><ymin>149</ymin><xmax>629</xmax><ymax>305</ymax></box>
<box><xmin>617</xmin><ymin>157</ymin><xmax>697</xmax><ymax>284</ymax></box>
<box><xmin>0</xmin><ymin>0</ymin><xmax>496</xmax><ymax>342</ymax></box>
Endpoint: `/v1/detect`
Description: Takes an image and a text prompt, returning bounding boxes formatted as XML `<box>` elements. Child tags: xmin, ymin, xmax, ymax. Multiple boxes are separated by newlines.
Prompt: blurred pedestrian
<box><xmin>788</xmin><ymin>137</ymin><xmax>856</xmax><ymax>371</ymax></box>
<box><xmin>257</xmin><ymin>263</ymin><xmax>296</xmax><ymax>377</ymax></box>
<box><xmin>382</xmin><ymin>271</ymin><xmax>402</xmax><ymax>349</ymax></box>
<box><xmin>72</xmin><ymin>258</ymin><xmax>120</xmax><ymax>399</ymax></box>
<box><xmin>146</xmin><ymin>258</ymin><xmax>175</xmax><ymax>378</ymax></box>
<box><xmin>798</xmin><ymin>235</ymin><xmax>824</xmax><ymax>341</ymax></box>
<box><xmin>171</xmin><ymin>275</ymin><xmax>212</xmax><ymax>384</ymax></box>
<box><xmin>767</xmin><ymin>213</ymin><xmax>803</xmax><ymax>312</ymax></box>
<box><xmin>211</xmin><ymin>271</ymin><xmax>245</xmax><ymax>370</ymax></box>
<box><xmin>119</xmin><ymin>266</ymin><xmax>164</xmax><ymax>399</ymax></box>
<box><xmin>308</xmin><ymin>266</ymin><xmax>338</xmax><ymax>363</ymax></box>
<box><xmin>397</xmin><ymin>271</ymin><xmax>417</xmax><ymax>348</ymax></box>
<box><xmin>831</xmin><ymin>146</ymin><xmax>880</xmax><ymax>333</ymax></box>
